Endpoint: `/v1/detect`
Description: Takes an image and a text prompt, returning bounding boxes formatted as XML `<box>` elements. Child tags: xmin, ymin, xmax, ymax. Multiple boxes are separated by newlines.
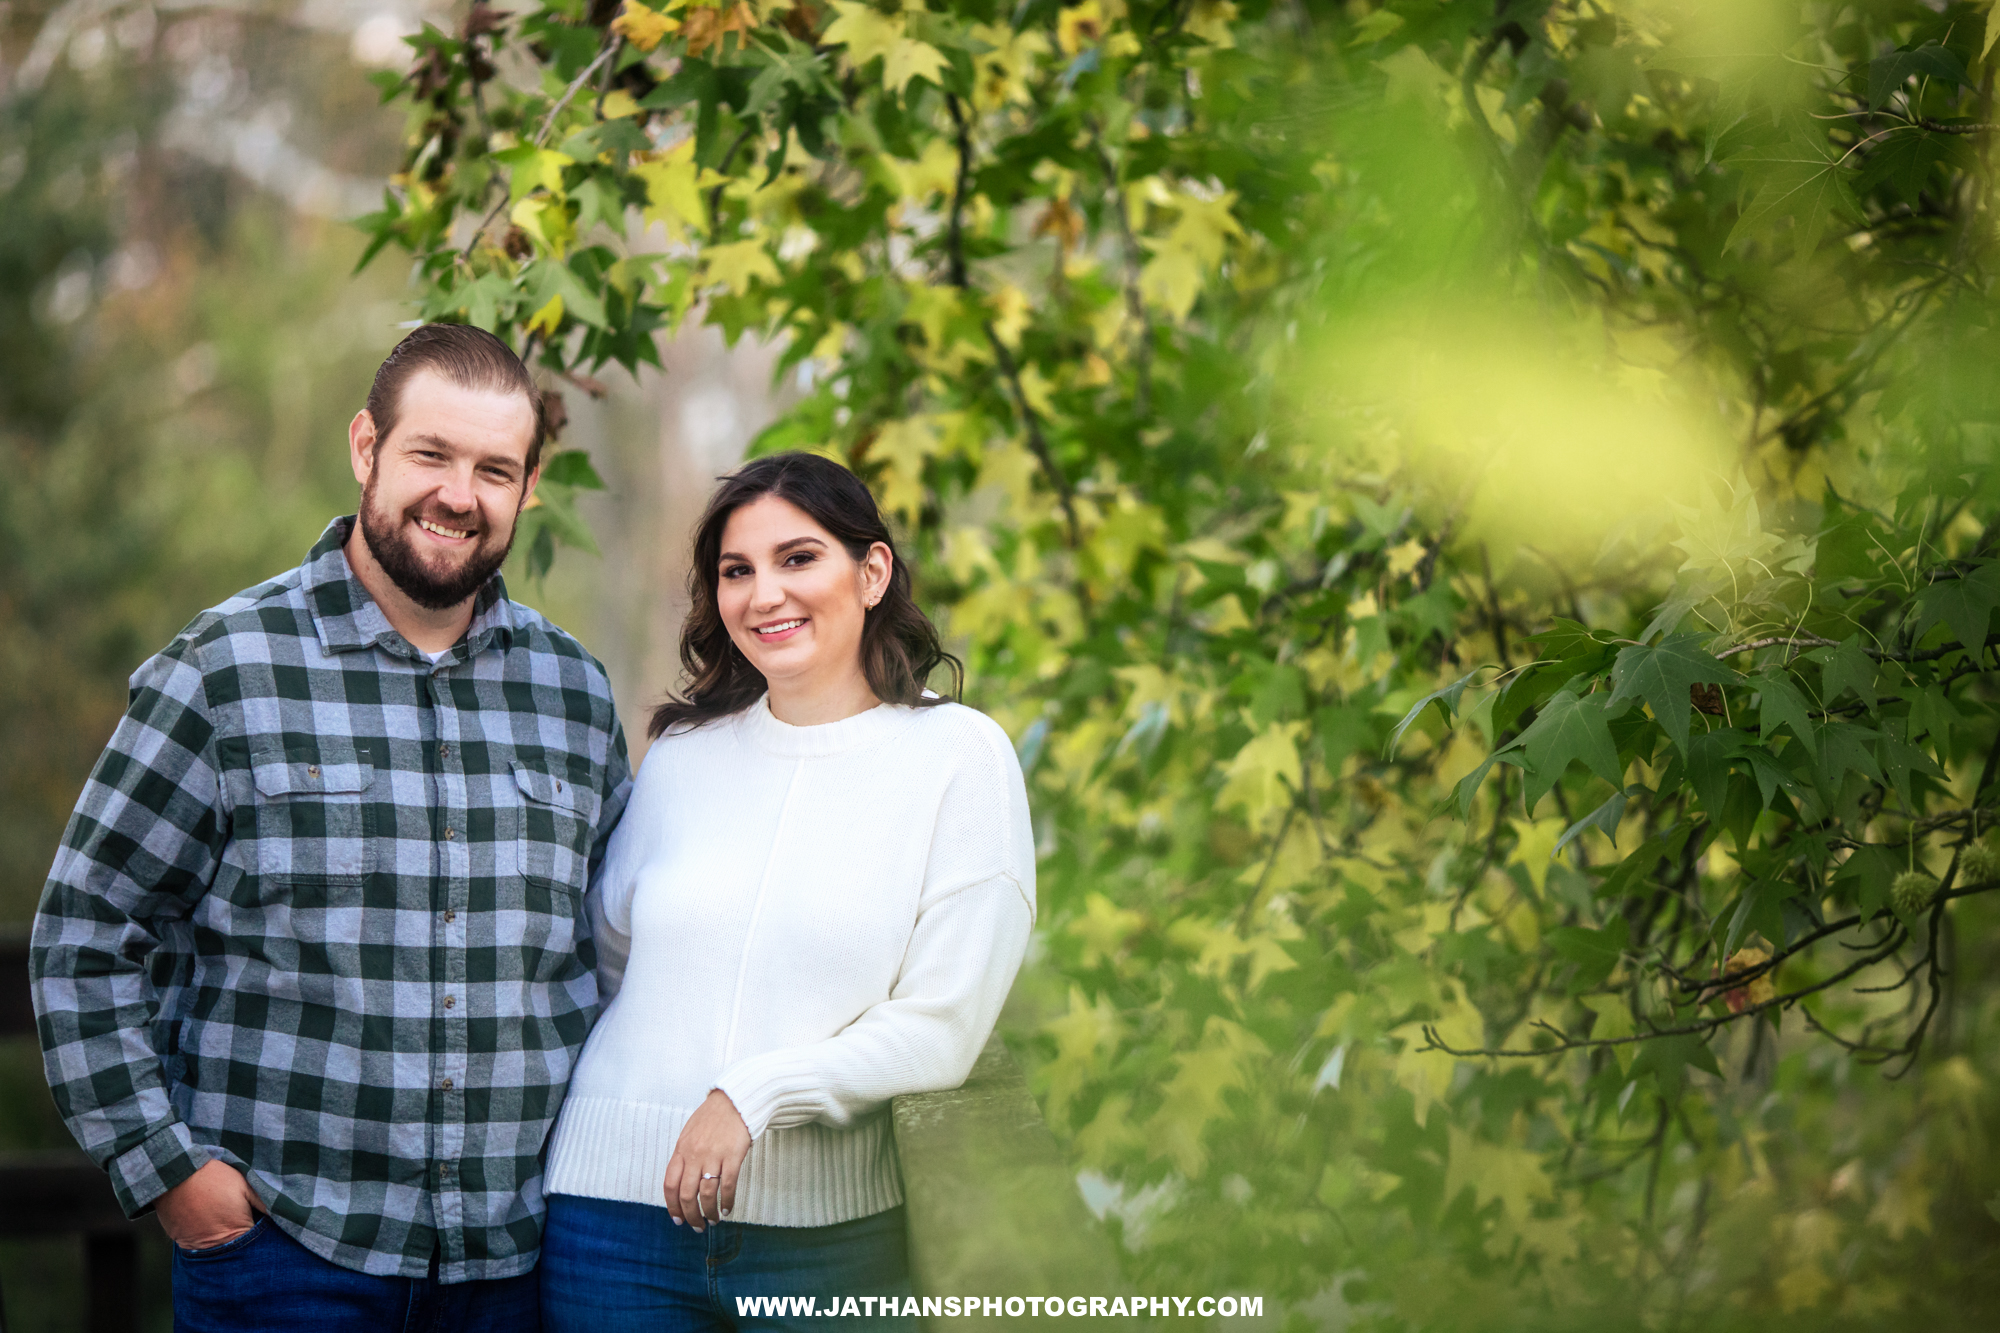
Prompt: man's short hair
<box><xmin>365</xmin><ymin>324</ymin><xmax>549</xmax><ymax>472</ymax></box>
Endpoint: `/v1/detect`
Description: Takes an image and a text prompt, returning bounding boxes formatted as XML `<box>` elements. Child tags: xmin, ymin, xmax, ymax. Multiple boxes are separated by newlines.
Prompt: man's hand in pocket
<box><xmin>157</xmin><ymin>1159</ymin><xmax>266</xmax><ymax>1251</ymax></box>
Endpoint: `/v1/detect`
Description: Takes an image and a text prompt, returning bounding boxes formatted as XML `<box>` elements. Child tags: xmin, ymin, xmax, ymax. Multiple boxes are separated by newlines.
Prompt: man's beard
<box><xmin>358</xmin><ymin>473</ymin><xmax>517</xmax><ymax>613</ymax></box>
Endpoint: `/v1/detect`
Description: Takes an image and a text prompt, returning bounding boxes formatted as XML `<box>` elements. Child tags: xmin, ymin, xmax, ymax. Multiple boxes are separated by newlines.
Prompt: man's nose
<box><xmin>434</xmin><ymin>466</ymin><xmax>478</xmax><ymax>515</ymax></box>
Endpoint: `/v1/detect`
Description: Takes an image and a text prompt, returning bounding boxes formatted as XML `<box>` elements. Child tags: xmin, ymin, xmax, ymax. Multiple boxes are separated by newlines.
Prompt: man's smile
<box><xmin>416</xmin><ymin>517</ymin><xmax>476</xmax><ymax>542</ymax></box>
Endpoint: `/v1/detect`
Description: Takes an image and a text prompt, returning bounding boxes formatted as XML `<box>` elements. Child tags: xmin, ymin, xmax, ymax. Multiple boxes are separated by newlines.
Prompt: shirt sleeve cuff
<box><xmin>107</xmin><ymin>1121</ymin><xmax>206</xmax><ymax>1217</ymax></box>
<box><xmin>716</xmin><ymin>1055</ymin><xmax>818</xmax><ymax>1140</ymax></box>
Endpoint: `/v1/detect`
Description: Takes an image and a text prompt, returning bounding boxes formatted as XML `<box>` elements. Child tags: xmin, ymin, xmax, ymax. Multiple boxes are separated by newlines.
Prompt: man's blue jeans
<box><xmin>171</xmin><ymin>1217</ymin><xmax>541</xmax><ymax>1332</ymax></box>
<box><xmin>540</xmin><ymin>1194</ymin><xmax>911</xmax><ymax>1332</ymax></box>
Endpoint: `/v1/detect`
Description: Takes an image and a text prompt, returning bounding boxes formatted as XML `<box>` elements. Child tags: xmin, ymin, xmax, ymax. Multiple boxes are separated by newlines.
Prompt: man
<box><xmin>31</xmin><ymin>323</ymin><xmax>630</xmax><ymax>1329</ymax></box>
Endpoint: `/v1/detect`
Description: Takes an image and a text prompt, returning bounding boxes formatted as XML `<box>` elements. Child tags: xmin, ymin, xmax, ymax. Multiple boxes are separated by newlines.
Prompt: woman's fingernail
<box><xmin>720</xmin><ymin>1209</ymin><xmax>730</xmax><ymax>1218</ymax></box>
<box><xmin>671</xmin><ymin>1217</ymin><xmax>683</xmax><ymax>1226</ymax></box>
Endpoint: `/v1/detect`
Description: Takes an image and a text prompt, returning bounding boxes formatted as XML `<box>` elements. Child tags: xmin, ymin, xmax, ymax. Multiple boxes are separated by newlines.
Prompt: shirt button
<box><xmin>445</xmin><ymin>828</ymin><xmax>457</xmax><ymax>841</ymax></box>
<box><xmin>443</xmin><ymin>910</ymin><xmax>456</xmax><ymax>923</ymax></box>
<box><xmin>443</xmin><ymin>995</ymin><xmax>456</xmax><ymax>1009</ymax></box>
<box><xmin>307</xmin><ymin>765</ymin><xmax>320</xmax><ymax>779</ymax></box>
<box><xmin>439</xmin><ymin>744</ymin><xmax>451</xmax><ymax>760</ymax></box>
<box><xmin>441</xmin><ymin>1078</ymin><xmax>454</xmax><ymax>1090</ymax></box>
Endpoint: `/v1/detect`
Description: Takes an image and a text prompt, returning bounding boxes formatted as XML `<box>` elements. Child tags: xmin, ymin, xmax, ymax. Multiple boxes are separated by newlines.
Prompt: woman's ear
<box><xmin>860</xmin><ymin>541</ymin><xmax>893</xmax><ymax>608</ymax></box>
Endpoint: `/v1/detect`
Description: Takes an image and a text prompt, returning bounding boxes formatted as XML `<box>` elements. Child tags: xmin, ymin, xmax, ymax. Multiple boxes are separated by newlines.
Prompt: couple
<box><xmin>29</xmin><ymin>324</ymin><xmax>1035</xmax><ymax>1331</ymax></box>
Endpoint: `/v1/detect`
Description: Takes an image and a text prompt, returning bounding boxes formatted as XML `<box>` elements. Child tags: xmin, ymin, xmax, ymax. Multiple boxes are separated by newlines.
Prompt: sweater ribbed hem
<box><xmin>543</xmin><ymin>1097</ymin><xmax>904</xmax><ymax>1227</ymax></box>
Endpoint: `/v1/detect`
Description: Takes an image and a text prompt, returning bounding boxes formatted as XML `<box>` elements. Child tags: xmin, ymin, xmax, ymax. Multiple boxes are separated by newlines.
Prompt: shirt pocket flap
<box><xmin>511</xmin><ymin>761</ymin><xmax>586</xmax><ymax>812</ymax></box>
<box><xmin>251</xmin><ymin>740</ymin><xmax>375</xmax><ymax>797</ymax></box>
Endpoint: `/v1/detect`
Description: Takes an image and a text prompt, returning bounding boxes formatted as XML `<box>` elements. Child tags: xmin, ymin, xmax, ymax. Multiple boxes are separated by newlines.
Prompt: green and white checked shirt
<box><xmin>31</xmin><ymin>517</ymin><xmax>631</xmax><ymax>1283</ymax></box>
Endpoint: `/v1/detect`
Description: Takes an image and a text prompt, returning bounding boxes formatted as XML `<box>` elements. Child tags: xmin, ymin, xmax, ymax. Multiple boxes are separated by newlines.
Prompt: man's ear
<box><xmin>348</xmin><ymin>409</ymin><xmax>378</xmax><ymax>488</ymax></box>
<box><xmin>519</xmin><ymin>461</ymin><xmax>543</xmax><ymax>511</ymax></box>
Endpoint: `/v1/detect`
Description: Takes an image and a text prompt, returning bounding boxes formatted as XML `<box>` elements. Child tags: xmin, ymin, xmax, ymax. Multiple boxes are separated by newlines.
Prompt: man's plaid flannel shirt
<box><xmin>30</xmin><ymin>517</ymin><xmax>631</xmax><ymax>1283</ymax></box>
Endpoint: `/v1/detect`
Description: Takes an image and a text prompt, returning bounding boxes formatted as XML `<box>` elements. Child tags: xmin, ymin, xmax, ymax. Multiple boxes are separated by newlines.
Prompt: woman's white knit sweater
<box><xmin>542</xmin><ymin>694</ymin><xmax>1035</xmax><ymax>1227</ymax></box>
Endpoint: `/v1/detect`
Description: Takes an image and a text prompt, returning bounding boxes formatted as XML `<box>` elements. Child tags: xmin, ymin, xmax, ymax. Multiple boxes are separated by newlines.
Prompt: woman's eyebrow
<box><xmin>717</xmin><ymin>536</ymin><xmax>827</xmax><ymax>564</ymax></box>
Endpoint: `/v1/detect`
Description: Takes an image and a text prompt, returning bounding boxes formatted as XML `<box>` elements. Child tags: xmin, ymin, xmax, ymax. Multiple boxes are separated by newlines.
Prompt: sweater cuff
<box><xmin>107</xmin><ymin>1120</ymin><xmax>206</xmax><ymax>1217</ymax></box>
<box><xmin>716</xmin><ymin>1053</ymin><xmax>823</xmax><ymax>1140</ymax></box>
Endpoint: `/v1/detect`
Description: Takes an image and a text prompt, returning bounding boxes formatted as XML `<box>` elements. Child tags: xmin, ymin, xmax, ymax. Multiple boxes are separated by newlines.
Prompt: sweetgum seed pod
<box><xmin>1891</xmin><ymin>870</ymin><xmax>1937</xmax><ymax>917</ymax></box>
<box><xmin>1960</xmin><ymin>842</ymin><xmax>2000</xmax><ymax>885</ymax></box>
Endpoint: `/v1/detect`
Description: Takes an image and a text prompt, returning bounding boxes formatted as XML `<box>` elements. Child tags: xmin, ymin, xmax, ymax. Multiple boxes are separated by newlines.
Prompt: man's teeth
<box><xmin>755</xmin><ymin>619</ymin><xmax>806</xmax><ymax>635</ymax></box>
<box><xmin>418</xmin><ymin>519</ymin><xmax>473</xmax><ymax>540</ymax></box>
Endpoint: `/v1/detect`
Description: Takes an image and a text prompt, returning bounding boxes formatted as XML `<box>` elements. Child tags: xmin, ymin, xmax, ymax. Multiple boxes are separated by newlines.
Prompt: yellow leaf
<box><xmin>883</xmin><ymin>137</ymin><xmax>961</xmax><ymax>202</ymax></box>
<box><xmin>1216</xmin><ymin>723</ymin><xmax>1303</xmax><ymax>828</ymax></box>
<box><xmin>1386</xmin><ymin>539</ymin><xmax>1427</xmax><ymax>578</ymax></box>
<box><xmin>823</xmin><ymin>0</ymin><xmax>903</xmax><ymax>65</ymax></box>
<box><xmin>503</xmin><ymin>147</ymin><xmax>575</xmax><ymax>205</ymax></box>
<box><xmin>1104</xmin><ymin>30</ymin><xmax>1140</xmax><ymax>57</ymax></box>
<box><xmin>1508</xmin><ymin>816</ymin><xmax>1566</xmax><ymax>894</ymax></box>
<box><xmin>1146</xmin><ymin>1017</ymin><xmax>1265</xmax><ymax>1176</ymax></box>
<box><xmin>1444</xmin><ymin>1125</ymin><xmax>1554</xmax><ymax>1223</ymax></box>
<box><xmin>1581</xmin><ymin>994</ymin><xmax>1636</xmax><ymax>1073</ymax></box>
<box><xmin>990</xmin><ymin>283</ymin><xmax>1032</xmax><ymax>347</ymax></box>
<box><xmin>524</xmin><ymin>293</ymin><xmax>565</xmax><ymax>339</ymax></box>
<box><xmin>902</xmin><ymin>283</ymin><xmax>962</xmax><ymax>350</ymax></box>
<box><xmin>971</xmin><ymin>22</ymin><xmax>1049</xmax><ymax>108</ymax></box>
<box><xmin>1057</xmin><ymin>0</ymin><xmax>1104</xmax><ymax>56</ymax></box>
<box><xmin>1069</xmin><ymin>893</ymin><xmax>1144</xmax><ymax>969</ymax></box>
<box><xmin>511</xmin><ymin>196</ymin><xmax>575</xmax><ymax>258</ymax></box>
<box><xmin>631</xmin><ymin>141</ymin><xmax>721</xmax><ymax>241</ymax></box>
<box><xmin>1868</xmin><ymin>1167</ymin><xmax>1933</xmax><ymax>1240</ymax></box>
<box><xmin>701</xmin><ymin>239</ymin><xmax>780</xmax><ymax>294</ymax></box>
<box><xmin>1388</xmin><ymin>985</ymin><xmax>1482</xmax><ymax>1126</ymax></box>
<box><xmin>1184</xmin><ymin>0</ymin><xmax>1236</xmax><ymax>47</ymax></box>
<box><xmin>600</xmin><ymin>89</ymin><xmax>642</xmax><ymax>120</ymax></box>
<box><xmin>1139</xmin><ymin>242</ymin><xmax>1202</xmax><ymax>320</ymax></box>
<box><xmin>1040</xmin><ymin>984</ymin><xmax>1121</xmax><ymax>1128</ymax></box>
<box><xmin>612</xmin><ymin>0</ymin><xmax>682</xmax><ymax>52</ymax></box>
<box><xmin>1169</xmin><ymin>190</ymin><xmax>1245</xmax><ymax>267</ymax></box>
<box><xmin>883</xmin><ymin>36</ymin><xmax>948</xmax><ymax>93</ymax></box>
<box><xmin>872</xmin><ymin>416</ymin><xmax>938</xmax><ymax>521</ymax></box>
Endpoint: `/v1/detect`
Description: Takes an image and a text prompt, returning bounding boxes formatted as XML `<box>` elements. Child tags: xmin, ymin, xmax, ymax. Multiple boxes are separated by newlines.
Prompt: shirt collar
<box><xmin>303</xmin><ymin>516</ymin><xmax>517</xmax><ymax>662</ymax></box>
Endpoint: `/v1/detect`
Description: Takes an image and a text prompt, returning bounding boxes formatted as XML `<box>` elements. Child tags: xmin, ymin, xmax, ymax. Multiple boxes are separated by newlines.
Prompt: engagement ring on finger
<box><xmin>702</xmin><ymin>1173</ymin><xmax>720</xmax><ymax>1180</ymax></box>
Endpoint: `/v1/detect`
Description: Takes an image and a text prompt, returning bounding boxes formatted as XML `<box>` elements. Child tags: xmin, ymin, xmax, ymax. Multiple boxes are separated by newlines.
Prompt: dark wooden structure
<box><xmin>0</xmin><ymin>930</ymin><xmax>151</xmax><ymax>1333</ymax></box>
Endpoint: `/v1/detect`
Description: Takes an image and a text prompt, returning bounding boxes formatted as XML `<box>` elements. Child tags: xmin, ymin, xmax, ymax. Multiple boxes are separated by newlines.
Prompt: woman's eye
<box><xmin>721</xmin><ymin>564</ymin><xmax>749</xmax><ymax>578</ymax></box>
<box><xmin>784</xmin><ymin>552</ymin><xmax>816</xmax><ymax>567</ymax></box>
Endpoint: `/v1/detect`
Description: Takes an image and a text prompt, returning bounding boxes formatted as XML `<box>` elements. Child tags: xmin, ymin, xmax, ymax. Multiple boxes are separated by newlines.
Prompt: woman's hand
<box><xmin>663</xmin><ymin>1088</ymin><xmax>752</xmax><ymax>1232</ymax></box>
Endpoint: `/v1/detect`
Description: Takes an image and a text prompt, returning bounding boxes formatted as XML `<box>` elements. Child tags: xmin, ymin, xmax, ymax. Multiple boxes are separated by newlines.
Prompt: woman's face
<box><xmin>716</xmin><ymin>494</ymin><xmax>892</xmax><ymax>705</ymax></box>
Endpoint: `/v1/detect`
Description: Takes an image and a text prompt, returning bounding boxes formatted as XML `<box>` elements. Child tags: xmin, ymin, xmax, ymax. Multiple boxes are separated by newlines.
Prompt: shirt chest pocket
<box><xmin>512</xmin><ymin>761</ymin><xmax>597</xmax><ymax>893</ymax></box>
<box><xmin>248</xmin><ymin>740</ymin><xmax>377</xmax><ymax>880</ymax></box>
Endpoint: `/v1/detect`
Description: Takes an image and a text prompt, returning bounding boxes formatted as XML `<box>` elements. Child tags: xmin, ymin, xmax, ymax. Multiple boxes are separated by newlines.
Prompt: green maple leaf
<box><xmin>1386</xmin><ymin>666</ymin><xmax>1483</xmax><ymax>757</ymax></box>
<box><xmin>1723</xmin><ymin>117</ymin><xmax>1854</xmax><ymax>257</ymax></box>
<box><xmin>1809</xmin><ymin>637</ymin><xmax>1878</xmax><ymax>714</ymax></box>
<box><xmin>1516</xmin><ymin>688</ymin><xmax>1623</xmax><ymax>813</ymax></box>
<box><xmin>1911</xmin><ymin>561</ymin><xmax>2000</xmax><ymax>650</ymax></box>
<box><xmin>1866</xmin><ymin>42</ymin><xmax>1973</xmax><ymax>113</ymax></box>
<box><xmin>1752</xmin><ymin>668</ymin><xmax>1817</xmax><ymax>758</ymax></box>
<box><xmin>1629</xmin><ymin>1030</ymin><xmax>1723</xmax><ymax>1101</ymax></box>
<box><xmin>1608</xmin><ymin>634</ymin><xmax>1740</xmax><ymax>754</ymax></box>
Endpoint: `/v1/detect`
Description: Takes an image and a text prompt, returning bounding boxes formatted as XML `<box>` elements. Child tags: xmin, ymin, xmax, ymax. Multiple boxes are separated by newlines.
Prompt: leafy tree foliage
<box><xmin>366</xmin><ymin>0</ymin><xmax>2000</xmax><ymax>1323</ymax></box>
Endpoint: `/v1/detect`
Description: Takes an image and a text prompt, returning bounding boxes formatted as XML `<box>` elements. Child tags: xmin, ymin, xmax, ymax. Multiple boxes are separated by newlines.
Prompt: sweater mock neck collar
<box><xmin>740</xmin><ymin>692</ymin><xmax>919</xmax><ymax>758</ymax></box>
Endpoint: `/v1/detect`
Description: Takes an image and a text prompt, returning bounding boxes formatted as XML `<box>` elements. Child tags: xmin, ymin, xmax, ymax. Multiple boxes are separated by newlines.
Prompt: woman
<box><xmin>539</xmin><ymin>452</ymin><xmax>1035</xmax><ymax>1330</ymax></box>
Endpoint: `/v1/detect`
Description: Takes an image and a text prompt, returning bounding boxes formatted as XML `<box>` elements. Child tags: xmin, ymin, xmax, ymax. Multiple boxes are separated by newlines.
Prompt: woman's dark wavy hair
<box><xmin>649</xmin><ymin>452</ymin><xmax>963</xmax><ymax>738</ymax></box>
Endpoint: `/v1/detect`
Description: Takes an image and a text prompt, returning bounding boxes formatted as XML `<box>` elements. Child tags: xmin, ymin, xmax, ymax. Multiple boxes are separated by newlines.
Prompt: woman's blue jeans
<box><xmin>540</xmin><ymin>1194</ymin><xmax>911</xmax><ymax>1332</ymax></box>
